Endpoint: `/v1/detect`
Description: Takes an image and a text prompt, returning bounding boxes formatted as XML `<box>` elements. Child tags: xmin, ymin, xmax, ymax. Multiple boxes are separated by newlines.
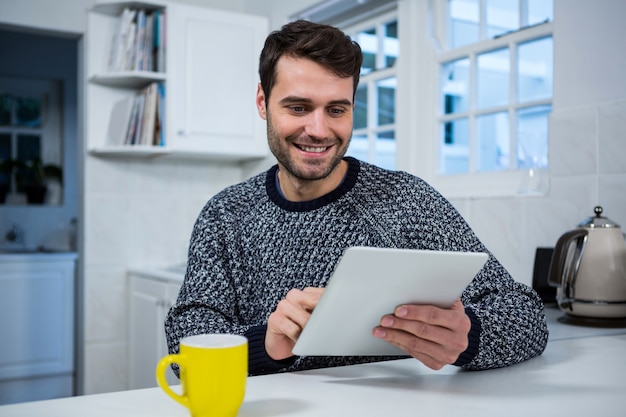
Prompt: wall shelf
<box><xmin>88</xmin><ymin>146</ymin><xmax>267</xmax><ymax>162</ymax></box>
<box><xmin>89</xmin><ymin>71</ymin><xmax>166</xmax><ymax>88</ymax></box>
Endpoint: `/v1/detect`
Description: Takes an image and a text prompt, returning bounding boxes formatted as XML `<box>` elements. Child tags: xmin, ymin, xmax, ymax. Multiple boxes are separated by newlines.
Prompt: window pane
<box><xmin>527</xmin><ymin>0</ymin><xmax>553</xmax><ymax>25</ymax></box>
<box><xmin>442</xmin><ymin>58</ymin><xmax>470</xmax><ymax>114</ymax></box>
<box><xmin>356</xmin><ymin>28</ymin><xmax>377</xmax><ymax>75</ymax></box>
<box><xmin>383</xmin><ymin>20</ymin><xmax>399</xmax><ymax>68</ymax></box>
<box><xmin>441</xmin><ymin>118</ymin><xmax>469</xmax><ymax>174</ymax></box>
<box><xmin>16</xmin><ymin>96</ymin><xmax>42</xmax><ymax>127</ymax></box>
<box><xmin>0</xmin><ymin>133</ymin><xmax>11</xmax><ymax>195</ymax></box>
<box><xmin>449</xmin><ymin>0</ymin><xmax>479</xmax><ymax>48</ymax></box>
<box><xmin>375</xmin><ymin>131</ymin><xmax>395</xmax><ymax>170</ymax></box>
<box><xmin>477</xmin><ymin>48</ymin><xmax>510</xmax><ymax>109</ymax></box>
<box><xmin>17</xmin><ymin>134</ymin><xmax>41</xmax><ymax>162</ymax></box>
<box><xmin>0</xmin><ymin>133</ymin><xmax>10</xmax><ymax>161</ymax></box>
<box><xmin>354</xmin><ymin>85</ymin><xmax>367</xmax><ymax>129</ymax></box>
<box><xmin>377</xmin><ymin>77</ymin><xmax>396</xmax><ymax>125</ymax></box>
<box><xmin>348</xmin><ymin>134</ymin><xmax>368</xmax><ymax>162</ymax></box>
<box><xmin>517</xmin><ymin>105</ymin><xmax>550</xmax><ymax>169</ymax></box>
<box><xmin>0</xmin><ymin>94</ymin><xmax>12</xmax><ymax>125</ymax></box>
<box><xmin>486</xmin><ymin>0</ymin><xmax>519</xmax><ymax>38</ymax></box>
<box><xmin>477</xmin><ymin>112</ymin><xmax>509</xmax><ymax>172</ymax></box>
<box><xmin>517</xmin><ymin>37</ymin><xmax>553</xmax><ymax>103</ymax></box>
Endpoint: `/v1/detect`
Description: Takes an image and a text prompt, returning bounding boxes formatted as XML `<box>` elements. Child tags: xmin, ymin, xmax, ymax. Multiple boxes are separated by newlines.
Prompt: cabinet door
<box><xmin>0</xmin><ymin>260</ymin><xmax>75</xmax><ymax>381</ymax></box>
<box><xmin>167</xmin><ymin>5</ymin><xmax>268</xmax><ymax>158</ymax></box>
<box><xmin>128</xmin><ymin>275</ymin><xmax>180</xmax><ymax>389</ymax></box>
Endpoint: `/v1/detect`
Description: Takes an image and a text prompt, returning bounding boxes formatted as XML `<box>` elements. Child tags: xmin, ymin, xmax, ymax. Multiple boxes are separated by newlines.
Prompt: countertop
<box><xmin>1</xmin><ymin>305</ymin><xmax>624</xmax><ymax>417</ymax></box>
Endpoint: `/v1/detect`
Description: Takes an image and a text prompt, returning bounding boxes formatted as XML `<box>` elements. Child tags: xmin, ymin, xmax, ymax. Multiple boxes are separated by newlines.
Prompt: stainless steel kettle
<box><xmin>548</xmin><ymin>206</ymin><xmax>626</xmax><ymax>318</ymax></box>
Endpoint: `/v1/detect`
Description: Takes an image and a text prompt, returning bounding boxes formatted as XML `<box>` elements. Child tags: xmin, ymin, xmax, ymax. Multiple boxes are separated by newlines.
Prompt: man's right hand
<box><xmin>265</xmin><ymin>287</ymin><xmax>324</xmax><ymax>360</ymax></box>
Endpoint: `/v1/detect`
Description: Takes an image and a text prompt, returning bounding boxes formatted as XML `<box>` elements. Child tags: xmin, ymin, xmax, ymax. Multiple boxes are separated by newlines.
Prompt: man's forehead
<box><xmin>273</xmin><ymin>56</ymin><xmax>354</xmax><ymax>104</ymax></box>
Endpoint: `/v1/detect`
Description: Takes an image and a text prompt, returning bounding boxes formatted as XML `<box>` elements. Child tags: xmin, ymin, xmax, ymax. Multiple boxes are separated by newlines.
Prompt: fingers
<box><xmin>265</xmin><ymin>287</ymin><xmax>324</xmax><ymax>360</ymax></box>
<box><xmin>373</xmin><ymin>300</ymin><xmax>471</xmax><ymax>369</ymax></box>
<box><xmin>269</xmin><ymin>290</ymin><xmax>314</xmax><ymax>339</ymax></box>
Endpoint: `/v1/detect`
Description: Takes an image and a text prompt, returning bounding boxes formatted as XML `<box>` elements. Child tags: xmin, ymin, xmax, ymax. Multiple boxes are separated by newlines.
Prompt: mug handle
<box><xmin>156</xmin><ymin>354</ymin><xmax>189</xmax><ymax>409</ymax></box>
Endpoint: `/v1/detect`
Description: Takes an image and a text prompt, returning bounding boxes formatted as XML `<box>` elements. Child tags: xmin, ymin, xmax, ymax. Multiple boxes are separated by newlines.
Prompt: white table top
<box><xmin>2</xmin><ymin>307</ymin><xmax>625</xmax><ymax>417</ymax></box>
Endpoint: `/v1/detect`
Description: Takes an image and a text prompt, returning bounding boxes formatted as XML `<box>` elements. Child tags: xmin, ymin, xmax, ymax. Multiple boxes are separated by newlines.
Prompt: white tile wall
<box><xmin>549</xmin><ymin>107</ymin><xmax>597</xmax><ymax>177</ymax></box>
<box><xmin>82</xmin><ymin>157</ymin><xmax>245</xmax><ymax>395</ymax></box>
<box><xmin>599</xmin><ymin>101</ymin><xmax>626</xmax><ymax>175</ymax></box>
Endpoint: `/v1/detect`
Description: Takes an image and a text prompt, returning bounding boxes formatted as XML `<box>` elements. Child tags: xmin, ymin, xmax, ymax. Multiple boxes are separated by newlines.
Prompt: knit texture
<box><xmin>165</xmin><ymin>157</ymin><xmax>549</xmax><ymax>376</ymax></box>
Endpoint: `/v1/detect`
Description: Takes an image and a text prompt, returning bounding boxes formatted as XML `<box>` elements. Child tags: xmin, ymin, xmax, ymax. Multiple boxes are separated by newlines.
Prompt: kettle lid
<box><xmin>578</xmin><ymin>206</ymin><xmax>620</xmax><ymax>228</ymax></box>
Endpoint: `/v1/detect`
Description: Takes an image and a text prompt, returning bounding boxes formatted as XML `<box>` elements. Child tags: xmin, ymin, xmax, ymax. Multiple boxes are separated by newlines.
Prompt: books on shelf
<box><xmin>107</xmin><ymin>7</ymin><xmax>166</xmax><ymax>73</ymax></box>
<box><xmin>105</xmin><ymin>82</ymin><xmax>165</xmax><ymax>147</ymax></box>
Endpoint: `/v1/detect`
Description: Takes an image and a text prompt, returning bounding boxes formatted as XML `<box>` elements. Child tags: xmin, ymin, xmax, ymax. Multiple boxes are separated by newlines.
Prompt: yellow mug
<box><xmin>156</xmin><ymin>334</ymin><xmax>248</xmax><ymax>417</ymax></box>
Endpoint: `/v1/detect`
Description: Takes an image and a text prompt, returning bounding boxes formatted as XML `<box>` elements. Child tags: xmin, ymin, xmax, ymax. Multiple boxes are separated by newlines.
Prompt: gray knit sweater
<box><xmin>165</xmin><ymin>157</ymin><xmax>548</xmax><ymax>376</ymax></box>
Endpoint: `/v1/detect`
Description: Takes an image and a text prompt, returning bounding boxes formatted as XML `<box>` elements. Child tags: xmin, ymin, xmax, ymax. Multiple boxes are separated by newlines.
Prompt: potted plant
<box><xmin>14</xmin><ymin>157</ymin><xmax>63</xmax><ymax>204</ymax></box>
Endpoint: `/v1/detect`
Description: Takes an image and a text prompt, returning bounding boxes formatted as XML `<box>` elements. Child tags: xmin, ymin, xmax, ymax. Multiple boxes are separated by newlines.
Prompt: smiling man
<box><xmin>165</xmin><ymin>20</ymin><xmax>548</xmax><ymax>376</ymax></box>
<box><xmin>260</xmin><ymin>55</ymin><xmax>353</xmax><ymax>201</ymax></box>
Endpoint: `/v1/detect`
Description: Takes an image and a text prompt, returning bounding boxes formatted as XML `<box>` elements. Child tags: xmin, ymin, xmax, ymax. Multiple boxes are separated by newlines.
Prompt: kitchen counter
<box><xmin>1</xmin><ymin>305</ymin><xmax>624</xmax><ymax>416</ymax></box>
<box><xmin>544</xmin><ymin>304</ymin><xmax>626</xmax><ymax>341</ymax></box>
<box><xmin>127</xmin><ymin>265</ymin><xmax>186</xmax><ymax>283</ymax></box>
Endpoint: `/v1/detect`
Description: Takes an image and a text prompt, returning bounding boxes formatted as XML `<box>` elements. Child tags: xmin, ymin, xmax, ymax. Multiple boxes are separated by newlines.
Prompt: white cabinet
<box><xmin>127</xmin><ymin>268</ymin><xmax>183</xmax><ymax>389</ymax></box>
<box><xmin>0</xmin><ymin>253</ymin><xmax>77</xmax><ymax>405</ymax></box>
<box><xmin>85</xmin><ymin>1</ymin><xmax>268</xmax><ymax>161</ymax></box>
<box><xmin>166</xmin><ymin>4</ymin><xmax>268</xmax><ymax>159</ymax></box>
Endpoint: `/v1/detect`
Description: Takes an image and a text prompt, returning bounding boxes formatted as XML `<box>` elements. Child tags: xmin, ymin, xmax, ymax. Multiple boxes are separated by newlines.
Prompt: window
<box><xmin>344</xmin><ymin>12</ymin><xmax>399</xmax><ymax>170</ymax></box>
<box><xmin>0</xmin><ymin>77</ymin><xmax>62</xmax><ymax>205</ymax></box>
<box><xmin>437</xmin><ymin>0</ymin><xmax>553</xmax><ymax>195</ymax></box>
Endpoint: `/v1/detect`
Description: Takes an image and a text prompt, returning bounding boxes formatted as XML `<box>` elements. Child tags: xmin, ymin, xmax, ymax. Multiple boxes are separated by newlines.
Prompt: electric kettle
<box><xmin>548</xmin><ymin>206</ymin><xmax>626</xmax><ymax>318</ymax></box>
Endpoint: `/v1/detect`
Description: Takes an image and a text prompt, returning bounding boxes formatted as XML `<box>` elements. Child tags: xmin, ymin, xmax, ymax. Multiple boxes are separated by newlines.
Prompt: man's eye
<box><xmin>329</xmin><ymin>108</ymin><xmax>346</xmax><ymax>116</ymax></box>
<box><xmin>290</xmin><ymin>106</ymin><xmax>305</xmax><ymax>113</ymax></box>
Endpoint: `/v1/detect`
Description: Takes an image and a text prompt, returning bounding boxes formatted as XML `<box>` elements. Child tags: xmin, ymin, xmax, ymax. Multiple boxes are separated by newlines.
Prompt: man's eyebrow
<box><xmin>278</xmin><ymin>96</ymin><xmax>352</xmax><ymax>106</ymax></box>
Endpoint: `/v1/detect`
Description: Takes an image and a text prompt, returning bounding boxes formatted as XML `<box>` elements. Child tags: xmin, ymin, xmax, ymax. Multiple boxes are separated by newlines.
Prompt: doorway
<box><xmin>0</xmin><ymin>26</ymin><xmax>81</xmax><ymax>401</ymax></box>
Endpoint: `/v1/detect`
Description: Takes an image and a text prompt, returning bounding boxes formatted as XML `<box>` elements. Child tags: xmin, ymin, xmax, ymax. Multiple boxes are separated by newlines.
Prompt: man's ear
<box><xmin>256</xmin><ymin>83</ymin><xmax>267</xmax><ymax>120</ymax></box>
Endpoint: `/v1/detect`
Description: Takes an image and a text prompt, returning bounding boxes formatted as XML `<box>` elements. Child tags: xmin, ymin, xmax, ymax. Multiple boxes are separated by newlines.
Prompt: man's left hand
<box><xmin>373</xmin><ymin>299</ymin><xmax>470</xmax><ymax>370</ymax></box>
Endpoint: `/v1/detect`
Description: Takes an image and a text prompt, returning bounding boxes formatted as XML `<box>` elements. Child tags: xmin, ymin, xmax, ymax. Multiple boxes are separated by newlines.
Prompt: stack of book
<box><xmin>107</xmin><ymin>8</ymin><xmax>166</xmax><ymax>73</ymax></box>
<box><xmin>106</xmin><ymin>82</ymin><xmax>166</xmax><ymax>147</ymax></box>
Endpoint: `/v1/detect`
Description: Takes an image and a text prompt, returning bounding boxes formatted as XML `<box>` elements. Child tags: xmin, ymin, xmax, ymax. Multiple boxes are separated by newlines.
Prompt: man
<box><xmin>165</xmin><ymin>20</ymin><xmax>548</xmax><ymax>376</ymax></box>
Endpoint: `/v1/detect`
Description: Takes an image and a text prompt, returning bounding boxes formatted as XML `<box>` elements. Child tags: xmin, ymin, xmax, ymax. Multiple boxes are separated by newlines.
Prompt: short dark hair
<box><xmin>259</xmin><ymin>20</ymin><xmax>363</xmax><ymax>104</ymax></box>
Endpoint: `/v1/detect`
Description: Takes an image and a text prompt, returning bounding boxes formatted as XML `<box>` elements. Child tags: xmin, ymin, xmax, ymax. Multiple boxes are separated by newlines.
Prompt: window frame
<box><xmin>342</xmin><ymin>9</ymin><xmax>399</xmax><ymax>170</ymax></box>
<box><xmin>429</xmin><ymin>1</ymin><xmax>554</xmax><ymax>198</ymax></box>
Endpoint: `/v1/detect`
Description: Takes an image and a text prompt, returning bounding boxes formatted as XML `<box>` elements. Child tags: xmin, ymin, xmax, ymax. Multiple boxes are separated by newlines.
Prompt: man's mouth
<box><xmin>295</xmin><ymin>144</ymin><xmax>330</xmax><ymax>153</ymax></box>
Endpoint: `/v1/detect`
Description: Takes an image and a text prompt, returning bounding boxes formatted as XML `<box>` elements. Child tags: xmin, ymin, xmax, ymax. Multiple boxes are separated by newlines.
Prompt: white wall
<box><xmin>553</xmin><ymin>0</ymin><xmax>626</xmax><ymax>110</ymax></box>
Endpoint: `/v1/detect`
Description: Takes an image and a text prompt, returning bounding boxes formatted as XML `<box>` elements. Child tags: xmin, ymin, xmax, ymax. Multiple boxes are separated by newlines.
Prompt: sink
<box><xmin>0</xmin><ymin>247</ymin><xmax>66</xmax><ymax>254</ymax></box>
<box><xmin>0</xmin><ymin>248</ymin><xmax>38</xmax><ymax>254</ymax></box>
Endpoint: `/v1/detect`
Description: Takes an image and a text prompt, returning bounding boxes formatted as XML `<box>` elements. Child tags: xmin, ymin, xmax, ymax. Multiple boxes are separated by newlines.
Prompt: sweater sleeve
<box><xmin>458</xmin><ymin>254</ymin><xmax>549</xmax><ymax>370</ymax></box>
<box><xmin>452</xmin><ymin>307</ymin><xmax>481</xmax><ymax>366</ymax></box>
<box><xmin>245</xmin><ymin>324</ymin><xmax>297</xmax><ymax>376</ymax></box>
<box><xmin>164</xmin><ymin>199</ymin><xmax>252</xmax><ymax>362</ymax></box>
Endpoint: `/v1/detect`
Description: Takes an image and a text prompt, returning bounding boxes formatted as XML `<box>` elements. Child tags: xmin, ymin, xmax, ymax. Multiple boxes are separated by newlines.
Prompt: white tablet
<box><xmin>292</xmin><ymin>247</ymin><xmax>488</xmax><ymax>356</ymax></box>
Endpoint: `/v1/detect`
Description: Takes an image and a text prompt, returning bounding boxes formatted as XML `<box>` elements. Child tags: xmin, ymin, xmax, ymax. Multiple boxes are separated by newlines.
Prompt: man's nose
<box><xmin>304</xmin><ymin>109</ymin><xmax>331</xmax><ymax>139</ymax></box>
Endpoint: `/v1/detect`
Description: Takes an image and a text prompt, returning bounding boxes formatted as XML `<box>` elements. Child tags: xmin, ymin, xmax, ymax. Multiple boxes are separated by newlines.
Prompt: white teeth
<box><xmin>300</xmin><ymin>145</ymin><xmax>328</xmax><ymax>153</ymax></box>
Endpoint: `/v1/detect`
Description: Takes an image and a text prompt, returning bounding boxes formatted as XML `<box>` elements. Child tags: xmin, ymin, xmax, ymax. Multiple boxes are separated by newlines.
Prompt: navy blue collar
<box><xmin>265</xmin><ymin>157</ymin><xmax>360</xmax><ymax>212</ymax></box>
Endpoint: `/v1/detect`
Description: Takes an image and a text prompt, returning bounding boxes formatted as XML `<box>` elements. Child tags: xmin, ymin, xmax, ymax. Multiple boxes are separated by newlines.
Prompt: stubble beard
<box><xmin>266</xmin><ymin>112</ymin><xmax>350</xmax><ymax>182</ymax></box>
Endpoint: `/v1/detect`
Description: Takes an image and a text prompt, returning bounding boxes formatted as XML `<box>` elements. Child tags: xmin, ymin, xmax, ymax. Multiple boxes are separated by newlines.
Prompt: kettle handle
<box><xmin>547</xmin><ymin>229</ymin><xmax>588</xmax><ymax>287</ymax></box>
